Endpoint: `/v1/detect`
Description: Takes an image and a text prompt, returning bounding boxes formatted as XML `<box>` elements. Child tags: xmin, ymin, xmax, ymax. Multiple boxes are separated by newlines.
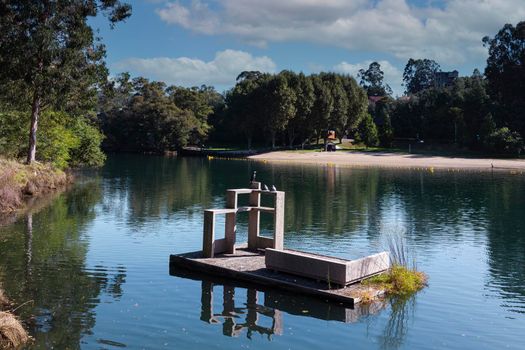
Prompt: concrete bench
<box><xmin>265</xmin><ymin>249</ymin><xmax>390</xmax><ymax>286</ymax></box>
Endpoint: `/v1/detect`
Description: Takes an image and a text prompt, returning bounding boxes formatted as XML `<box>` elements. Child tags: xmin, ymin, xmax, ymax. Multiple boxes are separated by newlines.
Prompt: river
<box><xmin>0</xmin><ymin>154</ymin><xmax>524</xmax><ymax>349</ymax></box>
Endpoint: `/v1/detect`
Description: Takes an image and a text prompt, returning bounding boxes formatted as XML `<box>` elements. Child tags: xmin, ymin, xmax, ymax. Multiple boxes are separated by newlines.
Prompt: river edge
<box><xmin>0</xmin><ymin>158</ymin><xmax>71</xmax><ymax>217</ymax></box>
<box><xmin>248</xmin><ymin>151</ymin><xmax>525</xmax><ymax>171</ymax></box>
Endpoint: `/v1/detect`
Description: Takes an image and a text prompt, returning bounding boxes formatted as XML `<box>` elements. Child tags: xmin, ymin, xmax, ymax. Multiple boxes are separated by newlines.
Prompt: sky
<box><xmin>92</xmin><ymin>0</ymin><xmax>525</xmax><ymax>96</ymax></box>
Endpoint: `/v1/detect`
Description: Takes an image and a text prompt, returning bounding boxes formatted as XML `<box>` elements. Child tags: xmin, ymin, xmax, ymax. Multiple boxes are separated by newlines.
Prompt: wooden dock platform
<box><xmin>169</xmin><ymin>247</ymin><xmax>386</xmax><ymax>305</ymax></box>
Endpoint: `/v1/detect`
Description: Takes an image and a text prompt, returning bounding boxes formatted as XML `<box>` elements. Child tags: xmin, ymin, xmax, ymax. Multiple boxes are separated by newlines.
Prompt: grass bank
<box><xmin>0</xmin><ymin>158</ymin><xmax>69</xmax><ymax>213</ymax></box>
<box><xmin>0</xmin><ymin>285</ymin><xmax>29</xmax><ymax>349</ymax></box>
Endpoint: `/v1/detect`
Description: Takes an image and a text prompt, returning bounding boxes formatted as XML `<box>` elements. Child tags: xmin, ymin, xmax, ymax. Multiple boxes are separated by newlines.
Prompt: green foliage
<box><xmin>0</xmin><ymin>110</ymin><xmax>106</xmax><ymax>168</ymax></box>
<box><xmin>366</xmin><ymin>265</ymin><xmax>427</xmax><ymax>297</ymax></box>
<box><xmin>356</xmin><ymin>113</ymin><xmax>379</xmax><ymax>147</ymax></box>
<box><xmin>483</xmin><ymin>21</ymin><xmax>525</xmax><ymax>137</ymax></box>
<box><xmin>99</xmin><ymin>76</ymin><xmax>210</xmax><ymax>153</ymax></box>
<box><xmin>484</xmin><ymin>127</ymin><xmax>524</xmax><ymax>155</ymax></box>
<box><xmin>0</xmin><ymin>0</ymin><xmax>131</xmax><ymax>163</ymax></box>
<box><xmin>38</xmin><ymin>115</ymin><xmax>80</xmax><ymax>169</ymax></box>
<box><xmin>358</xmin><ymin>61</ymin><xmax>392</xmax><ymax>96</ymax></box>
<box><xmin>69</xmin><ymin>118</ymin><xmax>106</xmax><ymax>167</ymax></box>
<box><xmin>0</xmin><ymin>111</ymin><xmax>27</xmax><ymax>159</ymax></box>
<box><xmin>403</xmin><ymin>58</ymin><xmax>441</xmax><ymax>94</ymax></box>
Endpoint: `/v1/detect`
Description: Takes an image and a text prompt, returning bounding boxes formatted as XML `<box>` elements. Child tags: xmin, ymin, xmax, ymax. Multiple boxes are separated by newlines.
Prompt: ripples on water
<box><xmin>0</xmin><ymin>154</ymin><xmax>524</xmax><ymax>349</ymax></box>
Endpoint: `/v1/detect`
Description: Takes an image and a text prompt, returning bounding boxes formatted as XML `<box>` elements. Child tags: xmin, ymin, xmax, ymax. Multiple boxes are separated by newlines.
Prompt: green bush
<box><xmin>0</xmin><ymin>110</ymin><xmax>106</xmax><ymax>168</ymax></box>
<box><xmin>69</xmin><ymin>117</ymin><xmax>106</xmax><ymax>167</ymax></box>
<box><xmin>484</xmin><ymin>127</ymin><xmax>524</xmax><ymax>156</ymax></box>
<box><xmin>356</xmin><ymin>113</ymin><xmax>379</xmax><ymax>147</ymax></box>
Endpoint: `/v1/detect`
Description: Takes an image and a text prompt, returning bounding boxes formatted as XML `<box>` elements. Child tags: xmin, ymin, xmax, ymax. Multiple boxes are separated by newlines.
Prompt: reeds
<box><xmin>364</xmin><ymin>228</ymin><xmax>428</xmax><ymax>297</ymax></box>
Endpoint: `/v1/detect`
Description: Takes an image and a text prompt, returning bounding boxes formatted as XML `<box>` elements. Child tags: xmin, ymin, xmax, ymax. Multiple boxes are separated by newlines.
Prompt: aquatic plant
<box><xmin>364</xmin><ymin>229</ymin><xmax>427</xmax><ymax>297</ymax></box>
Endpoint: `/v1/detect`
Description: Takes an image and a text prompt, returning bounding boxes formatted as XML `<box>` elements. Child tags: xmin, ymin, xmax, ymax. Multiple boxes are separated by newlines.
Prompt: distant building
<box><xmin>434</xmin><ymin>70</ymin><xmax>459</xmax><ymax>88</ymax></box>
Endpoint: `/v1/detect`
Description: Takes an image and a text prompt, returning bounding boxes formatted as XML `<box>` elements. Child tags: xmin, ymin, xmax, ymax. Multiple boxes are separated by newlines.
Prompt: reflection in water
<box><xmin>379</xmin><ymin>297</ymin><xmax>415</xmax><ymax>350</ymax></box>
<box><xmin>170</xmin><ymin>266</ymin><xmax>387</xmax><ymax>340</ymax></box>
<box><xmin>1</xmin><ymin>155</ymin><xmax>525</xmax><ymax>349</ymax></box>
<box><xmin>0</xmin><ymin>180</ymin><xmax>128</xmax><ymax>349</ymax></box>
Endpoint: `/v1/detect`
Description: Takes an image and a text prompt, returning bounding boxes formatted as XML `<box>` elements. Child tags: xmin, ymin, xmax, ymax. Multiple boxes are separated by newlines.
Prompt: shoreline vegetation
<box><xmin>0</xmin><ymin>285</ymin><xmax>29</xmax><ymax>349</ymax></box>
<box><xmin>0</xmin><ymin>158</ymin><xmax>70</xmax><ymax>215</ymax></box>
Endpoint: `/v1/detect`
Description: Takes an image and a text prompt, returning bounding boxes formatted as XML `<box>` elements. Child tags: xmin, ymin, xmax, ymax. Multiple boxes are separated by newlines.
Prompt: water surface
<box><xmin>0</xmin><ymin>155</ymin><xmax>524</xmax><ymax>349</ymax></box>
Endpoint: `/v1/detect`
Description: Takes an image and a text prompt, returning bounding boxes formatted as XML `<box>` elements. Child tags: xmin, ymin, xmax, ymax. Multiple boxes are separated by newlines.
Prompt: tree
<box><xmin>310</xmin><ymin>75</ymin><xmax>334</xmax><ymax>143</ymax></box>
<box><xmin>0</xmin><ymin>1</ymin><xmax>132</xmax><ymax>164</ymax></box>
<box><xmin>265</xmin><ymin>74</ymin><xmax>297</xmax><ymax>149</ymax></box>
<box><xmin>325</xmin><ymin>74</ymin><xmax>349</xmax><ymax>143</ymax></box>
<box><xmin>341</xmin><ymin>75</ymin><xmax>368</xmax><ymax>139</ymax></box>
<box><xmin>356</xmin><ymin>113</ymin><xmax>379</xmax><ymax>147</ymax></box>
<box><xmin>403</xmin><ymin>59</ymin><xmax>441</xmax><ymax>94</ymax></box>
<box><xmin>358</xmin><ymin>62</ymin><xmax>392</xmax><ymax>96</ymax></box>
<box><xmin>483</xmin><ymin>21</ymin><xmax>525</xmax><ymax>137</ymax></box>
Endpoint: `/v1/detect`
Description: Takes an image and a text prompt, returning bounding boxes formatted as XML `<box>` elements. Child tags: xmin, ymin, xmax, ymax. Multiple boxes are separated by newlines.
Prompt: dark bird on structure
<box><xmin>271</xmin><ymin>185</ymin><xmax>277</xmax><ymax>192</ymax></box>
<box><xmin>250</xmin><ymin>171</ymin><xmax>256</xmax><ymax>183</ymax></box>
<box><xmin>263</xmin><ymin>184</ymin><xmax>269</xmax><ymax>191</ymax></box>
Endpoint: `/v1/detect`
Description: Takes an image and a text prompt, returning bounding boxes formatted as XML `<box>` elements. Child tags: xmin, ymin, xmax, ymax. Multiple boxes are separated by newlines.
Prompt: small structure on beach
<box><xmin>170</xmin><ymin>181</ymin><xmax>390</xmax><ymax>304</ymax></box>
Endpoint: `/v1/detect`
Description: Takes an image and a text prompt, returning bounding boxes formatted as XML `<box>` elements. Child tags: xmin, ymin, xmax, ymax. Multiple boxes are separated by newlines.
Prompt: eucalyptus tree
<box><xmin>0</xmin><ymin>0</ymin><xmax>132</xmax><ymax>164</ymax></box>
<box><xmin>403</xmin><ymin>58</ymin><xmax>441</xmax><ymax>94</ymax></box>
<box><xmin>265</xmin><ymin>73</ymin><xmax>297</xmax><ymax>149</ymax></box>
<box><xmin>310</xmin><ymin>75</ymin><xmax>334</xmax><ymax>143</ymax></box>
<box><xmin>358</xmin><ymin>61</ymin><xmax>393</xmax><ymax>96</ymax></box>
<box><xmin>483</xmin><ymin>21</ymin><xmax>525</xmax><ymax>137</ymax></box>
<box><xmin>282</xmin><ymin>72</ymin><xmax>315</xmax><ymax>147</ymax></box>
<box><xmin>225</xmin><ymin>73</ymin><xmax>269</xmax><ymax>149</ymax></box>
<box><xmin>341</xmin><ymin>75</ymin><xmax>368</xmax><ymax>139</ymax></box>
<box><xmin>324</xmin><ymin>73</ymin><xmax>349</xmax><ymax>143</ymax></box>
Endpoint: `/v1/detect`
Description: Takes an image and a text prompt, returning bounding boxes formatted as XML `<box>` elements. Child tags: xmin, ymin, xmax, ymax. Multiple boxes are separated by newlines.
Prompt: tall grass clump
<box><xmin>365</xmin><ymin>230</ymin><xmax>427</xmax><ymax>297</ymax></box>
<box><xmin>0</xmin><ymin>284</ymin><xmax>29</xmax><ymax>349</ymax></box>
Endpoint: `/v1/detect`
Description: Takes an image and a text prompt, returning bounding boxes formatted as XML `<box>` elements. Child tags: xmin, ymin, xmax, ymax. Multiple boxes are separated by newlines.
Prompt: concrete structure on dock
<box><xmin>202</xmin><ymin>181</ymin><xmax>284</xmax><ymax>258</ymax></box>
<box><xmin>171</xmin><ymin>181</ymin><xmax>390</xmax><ymax>304</ymax></box>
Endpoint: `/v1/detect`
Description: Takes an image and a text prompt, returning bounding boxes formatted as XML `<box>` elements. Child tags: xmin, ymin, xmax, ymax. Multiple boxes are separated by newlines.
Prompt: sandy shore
<box><xmin>248</xmin><ymin>151</ymin><xmax>525</xmax><ymax>170</ymax></box>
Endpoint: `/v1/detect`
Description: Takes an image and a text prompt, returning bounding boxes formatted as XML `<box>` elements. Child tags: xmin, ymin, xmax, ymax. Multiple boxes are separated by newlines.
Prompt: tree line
<box><xmin>0</xmin><ymin>2</ymin><xmax>524</xmax><ymax>170</ymax></box>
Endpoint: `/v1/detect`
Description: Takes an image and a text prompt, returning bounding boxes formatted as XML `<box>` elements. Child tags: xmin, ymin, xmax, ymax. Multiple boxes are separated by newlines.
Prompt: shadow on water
<box><xmin>169</xmin><ymin>266</ymin><xmax>388</xmax><ymax>340</ymax></box>
<box><xmin>0</xmin><ymin>179</ymin><xmax>128</xmax><ymax>349</ymax></box>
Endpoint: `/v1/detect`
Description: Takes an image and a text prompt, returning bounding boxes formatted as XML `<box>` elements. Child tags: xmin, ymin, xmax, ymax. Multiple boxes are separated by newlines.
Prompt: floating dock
<box><xmin>170</xmin><ymin>246</ymin><xmax>386</xmax><ymax>305</ymax></box>
<box><xmin>170</xmin><ymin>181</ymin><xmax>389</xmax><ymax>305</ymax></box>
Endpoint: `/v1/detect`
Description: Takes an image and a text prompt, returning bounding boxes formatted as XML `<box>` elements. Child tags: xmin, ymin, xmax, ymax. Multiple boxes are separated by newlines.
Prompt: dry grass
<box><xmin>0</xmin><ymin>284</ymin><xmax>29</xmax><ymax>349</ymax></box>
<box><xmin>0</xmin><ymin>312</ymin><xmax>29</xmax><ymax>349</ymax></box>
<box><xmin>0</xmin><ymin>158</ymin><xmax>68</xmax><ymax>213</ymax></box>
<box><xmin>0</xmin><ymin>288</ymin><xmax>9</xmax><ymax>309</ymax></box>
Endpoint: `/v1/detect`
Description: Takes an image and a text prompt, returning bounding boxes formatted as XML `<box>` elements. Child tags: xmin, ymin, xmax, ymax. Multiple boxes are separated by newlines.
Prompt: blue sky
<box><xmin>92</xmin><ymin>0</ymin><xmax>525</xmax><ymax>96</ymax></box>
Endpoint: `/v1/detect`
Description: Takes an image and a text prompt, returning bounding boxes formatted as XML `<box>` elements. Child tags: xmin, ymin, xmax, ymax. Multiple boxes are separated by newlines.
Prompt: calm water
<box><xmin>1</xmin><ymin>155</ymin><xmax>524</xmax><ymax>349</ymax></box>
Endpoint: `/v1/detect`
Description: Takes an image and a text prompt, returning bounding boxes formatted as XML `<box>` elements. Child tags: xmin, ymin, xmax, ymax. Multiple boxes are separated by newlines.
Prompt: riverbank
<box><xmin>0</xmin><ymin>158</ymin><xmax>69</xmax><ymax>213</ymax></box>
<box><xmin>0</xmin><ymin>286</ymin><xmax>29</xmax><ymax>348</ymax></box>
<box><xmin>249</xmin><ymin>151</ymin><xmax>525</xmax><ymax>170</ymax></box>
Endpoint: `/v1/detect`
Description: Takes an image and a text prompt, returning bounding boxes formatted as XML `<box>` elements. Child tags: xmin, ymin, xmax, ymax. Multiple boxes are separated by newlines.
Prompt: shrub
<box><xmin>0</xmin><ymin>110</ymin><xmax>106</xmax><ymax>168</ymax></box>
<box><xmin>484</xmin><ymin>127</ymin><xmax>524</xmax><ymax>155</ymax></box>
<box><xmin>356</xmin><ymin>113</ymin><xmax>379</xmax><ymax>147</ymax></box>
<box><xmin>365</xmin><ymin>265</ymin><xmax>427</xmax><ymax>297</ymax></box>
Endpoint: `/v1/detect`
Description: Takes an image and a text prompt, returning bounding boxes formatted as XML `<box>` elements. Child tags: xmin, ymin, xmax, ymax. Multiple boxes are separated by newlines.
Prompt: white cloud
<box><xmin>155</xmin><ymin>0</ymin><xmax>525</xmax><ymax>65</ymax></box>
<box><xmin>333</xmin><ymin>60</ymin><xmax>404</xmax><ymax>96</ymax></box>
<box><xmin>113</xmin><ymin>50</ymin><xmax>277</xmax><ymax>87</ymax></box>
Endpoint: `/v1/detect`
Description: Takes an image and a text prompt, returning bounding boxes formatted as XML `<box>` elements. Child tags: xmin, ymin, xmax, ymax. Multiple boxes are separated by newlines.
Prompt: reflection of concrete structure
<box><xmin>169</xmin><ymin>266</ymin><xmax>387</xmax><ymax>338</ymax></box>
<box><xmin>200</xmin><ymin>281</ymin><xmax>283</xmax><ymax>338</ymax></box>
